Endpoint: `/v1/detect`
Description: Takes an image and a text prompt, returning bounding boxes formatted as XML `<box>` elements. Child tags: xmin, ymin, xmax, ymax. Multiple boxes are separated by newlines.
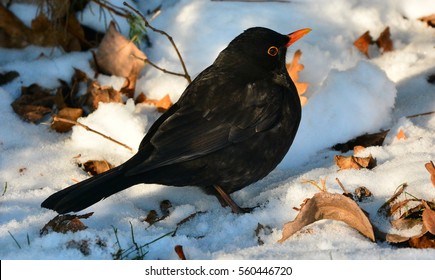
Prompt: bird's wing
<box><xmin>124</xmin><ymin>75</ymin><xmax>285</xmax><ymax>176</ymax></box>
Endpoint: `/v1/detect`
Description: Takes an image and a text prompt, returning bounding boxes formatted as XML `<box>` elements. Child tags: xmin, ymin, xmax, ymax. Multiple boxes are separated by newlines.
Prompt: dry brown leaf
<box><xmin>51</xmin><ymin>107</ymin><xmax>83</xmax><ymax>133</ymax></box>
<box><xmin>82</xmin><ymin>160</ymin><xmax>113</xmax><ymax>176</ymax></box>
<box><xmin>278</xmin><ymin>192</ymin><xmax>375</xmax><ymax>243</ymax></box>
<box><xmin>408</xmin><ymin>234</ymin><xmax>435</xmax><ymax>249</ymax></box>
<box><xmin>255</xmin><ymin>223</ymin><xmax>273</xmax><ymax>245</ymax></box>
<box><xmin>378</xmin><ymin>183</ymin><xmax>408</xmax><ymax>216</ymax></box>
<box><xmin>11</xmin><ymin>84</ymin><xmax>55</xmax><ymax>122</ymax></box>
<box><xmin>422</xmin><ymin>201</ymin><xmax>435</xmax><ymax>235</ymax></box>
<box><xmin>396</xmin><ymin>129</ymin><xmax>406</xmax><ymax>140</ymax></box>
<box><xmin>40</xmin><ymin>212</ymin><xmax>93</xmax><ymax>235</ymax></box>
<box><xmin>141</xmin><ymin>94</ymin><xmax>173</xmax><ymax>112</ymax></box>
<box><xmin>174</xmin><ymin>245</ymin><xmax>187</xmax><ymax>260</ymax></box>
<box><xmin>391</xmin><ymin>217</ymin><xmax>423</xmax><ymax>231</ymax></box>
<box><xmin>332</xmin><ymin>130</ymin><xmax>388</xmax><ymax>153</ymax></box>
<box><xmin>143</xmin><ymin>210</ymin><xmax>159</xmax><ymax>225</ymax></box>
<box><xmin>354</xmin><ymin>186</ymin><xmax>373</xmax><ymax>202</ymax></box>
<box><xmin>334</xmin><ymin>154</ymin><xmax>377</xmax><ymax>170</ymax></box>
<box><xmin>67</xmin><ymin>239</ymin><xmax>90</xmax><ymax>256</ymax></box>
<box><xmin>96</xmin><ymin>21</ymin><xmax>146</xmax><ymax>91</ymax></box>
<box><xmin>0</xmin><ymin>71</ymin><xmax>19</xmax><ymax>85</ymax></box>
<box><xmin>85</xmin><ymin>81</ymin><xmax>123</xmax><ymax>111</ymax></box>
<box><xmin>353</xmin><ymin>31</ymin><xmax>373</xmax><ymax>58</ymax></box>
<box><xmin>425</xmin><ymin>161</ymin><xmax>435</xmax><ymax>187</ymax></box>
<box><xmin>286</xmin><ymin>50</ymin><xmax>309</xmax><ymax>105</ymax></box>
<box><xmin>375</xmin><ymin>27</ymin><xmax>393</xmax><ymax>54</ymax></box>
<box><xmin>419</xmin><ymin>14</ymin><xmax>435</xmax><ymax>28</ymax></box>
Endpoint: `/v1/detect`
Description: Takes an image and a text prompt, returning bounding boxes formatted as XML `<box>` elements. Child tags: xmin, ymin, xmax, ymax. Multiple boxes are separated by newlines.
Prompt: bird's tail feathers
<box><xmin>41</xmin><ymin>166</ymin><xmax>135</xmax><ymax>214</ymax></box>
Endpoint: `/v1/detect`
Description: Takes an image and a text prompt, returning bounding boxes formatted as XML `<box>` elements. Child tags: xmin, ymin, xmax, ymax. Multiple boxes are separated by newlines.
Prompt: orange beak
<box><xmin>285</xmin><ymin>28</ymin><xmax>312</xmax><ymax>47</ymax></box>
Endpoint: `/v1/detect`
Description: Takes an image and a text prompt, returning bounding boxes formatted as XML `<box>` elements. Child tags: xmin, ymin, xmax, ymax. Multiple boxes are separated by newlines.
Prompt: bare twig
<box><xmin>123</xmin><ymin>2</ymin><xmax>191</xmax><ymax>83</ymax></box>
<box><xmin>406</xmin><ymin>110</ymin><xmax>435</xmax><ymax>119</ymax></box>
<box><xmin>91</xmin><ymin>0</ymin><xmax>130</xmax><ymax>18</ymax></box>
<box><xmin>53</xmin><ymin>116</ymin><xmax>133</xmax><ymax>152</ymax></box>
<box><xmin>335</xmin><ymin>178</ymin><xmax>350</xmax><ymax>195</ymax></box>
<box><xmin>131</xmin><ymin>54</ymin><xmax>188</xmax><ymax>79</ymax></box>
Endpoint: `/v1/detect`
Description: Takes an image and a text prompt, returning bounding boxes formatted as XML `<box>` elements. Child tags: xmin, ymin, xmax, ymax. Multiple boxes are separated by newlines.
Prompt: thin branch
<box><xmin>131</xmin><ymin>54</ymin><xmax>188</xmax><ymax>79</ymax></box>
<box><xmin>53</xmin><ymin>116</ymin><xmax>133</xmax><ymax>152</ymax></box>
<box><xmin>91</xmin><ymin>0</ymin><xmax>130</xmax><ymax>18</ymax></box>
<box><xmin>406</xmin><ymin>110</ymin><xmax>435</xmax><ymax>119</ymax></box>
<box><xmin>123</xmin><ymin>2</ymin><xmax>191</xmax><ymax>83</ymax></box>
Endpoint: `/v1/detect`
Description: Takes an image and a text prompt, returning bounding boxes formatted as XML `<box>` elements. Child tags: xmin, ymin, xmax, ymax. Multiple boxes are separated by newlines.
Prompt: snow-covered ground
<box><xmin>1</xmin><ymin>0</ymin><xmax>435</xmax><ymax>259</ymax></box>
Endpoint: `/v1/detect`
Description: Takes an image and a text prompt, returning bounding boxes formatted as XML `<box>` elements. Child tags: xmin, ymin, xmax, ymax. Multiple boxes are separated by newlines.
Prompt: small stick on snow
<box><xmin>53</xmin><ymin>116</ymin><xmax>133</xmax><ymax>152</ymax></box>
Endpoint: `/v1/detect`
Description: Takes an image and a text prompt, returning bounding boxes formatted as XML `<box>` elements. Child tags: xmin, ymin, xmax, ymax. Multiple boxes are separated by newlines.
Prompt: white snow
<box><xmin>1</xmin><ymin>0</ymin><xmax>435</xmax><ymax>260</ymax></box>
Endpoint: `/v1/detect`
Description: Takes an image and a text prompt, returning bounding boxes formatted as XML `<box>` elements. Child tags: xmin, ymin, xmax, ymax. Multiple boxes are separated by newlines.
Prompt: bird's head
<box><xmin>216</xmin><ymin>27</ymin><xmax>311</xmax><ymax>75</ymax></box>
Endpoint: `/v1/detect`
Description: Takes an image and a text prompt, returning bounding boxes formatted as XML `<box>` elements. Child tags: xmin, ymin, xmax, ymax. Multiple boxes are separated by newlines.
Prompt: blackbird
<box><xmin>41</xmin><ymin>27</ymin><xmax>311</xmax><ymax>214</ymax></box>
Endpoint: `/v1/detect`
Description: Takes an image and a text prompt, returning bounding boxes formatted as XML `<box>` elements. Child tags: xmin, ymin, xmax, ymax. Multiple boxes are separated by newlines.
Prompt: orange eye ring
<box><xmin>267</xmin><ymin>46</ymin><xmax>279</xmax><ymax>56</ymax></box>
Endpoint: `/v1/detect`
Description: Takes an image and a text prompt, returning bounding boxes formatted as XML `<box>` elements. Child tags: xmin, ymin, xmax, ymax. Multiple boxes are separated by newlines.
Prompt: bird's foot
<box><xmin>213</xmin><ymin>185</ymin><xmax>258</xmax><ymax>214</ymax></box>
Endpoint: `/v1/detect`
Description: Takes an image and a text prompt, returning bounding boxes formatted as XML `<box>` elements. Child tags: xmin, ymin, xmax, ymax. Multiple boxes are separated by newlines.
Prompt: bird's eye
<box><xmin>267</xmin><ymin>46</ymin><xmax>279</xmax><ymax>56</ymax></box>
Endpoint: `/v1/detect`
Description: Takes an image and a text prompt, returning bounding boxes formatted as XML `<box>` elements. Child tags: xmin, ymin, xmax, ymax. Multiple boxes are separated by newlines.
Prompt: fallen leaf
<box><xmin>82</xmin><ymin>160</ymin><xmax>113</xmax><ymax>176</ymax></box>
<box><xmin>353</xmin><ymin>31</ymin><xmax>373</xmax><ymax>58</ymax></box>
<box><xmin>85</xmin><ymin>81</ymin><xmax>123</xmax><ymax>111</ymax></box>
<box><xmin>160</xmin><ymin>199</ymin><xmax>172</xmax><ymax>217</ymax></box>
<box><xmin>144</xmin><ymin>210</ymin><xmax>159</xmax><ymax>225</ymax></box>
<box><xmin>96</xmin><ymin>21</ymin><xmax>146</xmax><ymax>92</ymax></box>
<box><xmin>354</xmin><ymin>186</ymin><xmax>373</xmax><ymax>202</ymax></box>
<box><xmin>286</xmin><ymin>50</ymin><xmax>309</xmax><ymax>105</ymax></box>
<box><xmin>375</xmin><ymin>27</ymin><xmax>393</xmax><ymax>54</ymax></box>
<box><xmin>332</xmin><ymin>130</ymin><xmax>388</xmax><ymax>153</ymax></box>
<box><xmin>408</xmin><ymin>234</ymin><xmax>435</xmax><ymax>249</ymax></box>
<box><xmin>425</xmin><ymin>161</ymin><xmax>435</xmax><ymax>187</ymax></box>
<box><xmin>334</xmin><ymin>154</ymin><xmax>377</xmax><ymax>170</ymax></box>
<box><xmin>67</xmin><ymin>239</ymin><xmax>90</xmax><ymax>256</ymax></box>
<box><xmin>51</xmin><ymin>107</ymin><xmax>83</xmax><ymax>133</ymax></box>
<box><xmin>391</xmin><ymin>216</ymin><xmax>423</xmax><ymax>231</ymax></box>
<box><xmin>419</xmin><ymin>14</ymin><xmax>435</xmax><ymax>28</ymax></box>
<box><xmin>278</xmin><ymin>192</ymin><xmax>375</xmax><ymax>243</ymax></box>
<box><xmin>11</xmin><ymin>84</ymin><xmax>55</xmax><ymax>122</ymax></box>
<box><xmin>141</xmin><ymin>94</ymin><xmax>173</xmax><ymax>112</ymax></box>
<box><xmin>378</xmin><ymin>183</ymin><xmax>408</xmax><ymax>216</ymax></box>
<box><xmin>0</xmin><ymin>71</ymin><xmax>19</xmax><ymax>85</ymax></box>
<box><xmin>422</xmin><ymin>201</ymin><xmax>435</xmax><ymax>235</ymax></box>
<box><xmin>174</xmin><ymin>245</ymin><xmax>187</xmax><ymax>260</ymax></box>
<box><xmin>40</xmin><ymin>212</ymin><xmax>93</xmax><ymax>235</ymax></box>
<box><xmin>396</xmin><ymin>129</ymin><xmax>406</xmax><ymax>140</ymax></box>
<box><xmin>255</xmin><ymin>223</ymin><xmax>273</xmax><ymax>245</ymax></box>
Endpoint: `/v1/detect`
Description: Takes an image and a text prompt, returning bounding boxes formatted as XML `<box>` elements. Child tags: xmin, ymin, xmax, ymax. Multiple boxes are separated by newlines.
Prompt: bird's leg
<box><xmin>213</xmin><ymin>185</ymin><xmax>252</xmax><ymax>214</ymax></box>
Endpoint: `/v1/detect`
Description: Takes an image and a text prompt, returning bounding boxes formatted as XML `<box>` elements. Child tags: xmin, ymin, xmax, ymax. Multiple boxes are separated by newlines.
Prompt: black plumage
<box><xmin>41</xmin><ymin>27</ymin><xmax>310</xmax><ymax>214</ymax></box>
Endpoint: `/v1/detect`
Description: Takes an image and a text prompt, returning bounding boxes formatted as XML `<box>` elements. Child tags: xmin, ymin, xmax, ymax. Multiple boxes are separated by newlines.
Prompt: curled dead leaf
<box><xmin>82</xmin><ymin>160</ymin><xmax>113</xmax><ymax>176</ymax></box>
<box><xmin>51</xmin><ymin>107</ymin><xmax>83</xmax><ymax>133</ymax></box>
<box><xmin>422</xmin><ymin>201</ymin><xmax>435</xmax><ymax>235</ymax></box>
<box><xmin>425</xmin><ymin>161</ymin><xmax>435</xmax><ymax>187</ymax></box>
<box><xmin>419</xmin><ymin>14</ymin><xmax>435</xmax><ymax>28</ymax></box>
<box><xmin>85</xmin><ymin>81</ymin><xmax>122</xmax><ymax>111</ymax></box>
<box><xmin>96</xmin><ymin>21</ymin><xmax>146</xmax><ymax>93</ymax></box>
<box><xmin>255</xmin><ymin>223</ymin><xmax>273</xmax><ymax>245</ymax></box>
<box><xmin>396</xmin><ymin>129</ymin><xmax>406</xmax><ymax>140</ymax></box>
<box><xmin>40</xmin><ymin>212</ymin><xmax>93</xmax><ymax>236</ymax></box>
<box><xmin>335</xmin><ymin>154</ymin><xmax>377</xmax><ymax>170</ymax></box>
<box><xmin>375</xmin><ymin>27</ymin><xmax>393</xmax><ymax>54</ymax></box>
<box><xmin>174</xmin><ymin>245</ymin><xmax>187</xmax><ymax>260</ymax></box>
<box><xmin>278</xmin><ymin>192</ymin><xmax>375</xmax><ymax>243</ymax></box>
<box><xmin>332</xmin><ymin>130</ymin><xmax>388</xmax><ymax>153</ymax></box>
<box><xmin>286</xmin><ymin>50</ymin><xmax>309</xmax><ymax>106</ymax></box>
<box><xmin>139</xmin><ymin>94</ymin><xmax>173</xmax><ymax>112</ymax></box>
<box><xmin>11</xmin><ymin>84</ymin><xmax>55</xmax><ymax>122</ymax></box>
<box><xmin>353</xmin><ymin>31</ymin><xmax>373</xmax><ymax>58</ymax></box>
